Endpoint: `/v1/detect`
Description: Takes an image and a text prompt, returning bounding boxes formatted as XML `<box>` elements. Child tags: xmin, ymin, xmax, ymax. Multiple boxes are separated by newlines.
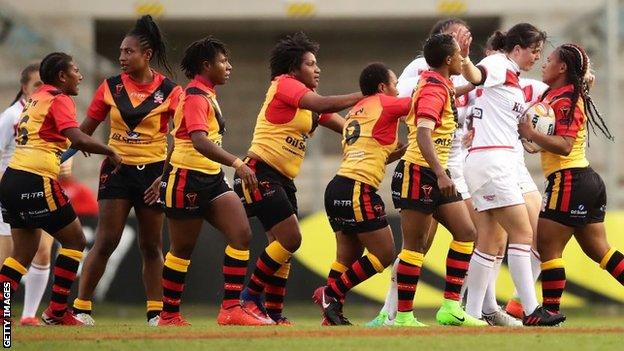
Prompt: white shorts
<box><xmin>464</xmin><ymin>149</ymin><xmax>525</xmax><ymax>211</ymax></box>
<box><xmin>514</xmin><ymin>140</ymin><xmax>538</xmax><ymax>194</ymax></box>
<box><xmin>447</xmin><ymin>136</ymin><xmax>470</xmax><ymax>200</ymax></box>
<box><xmin>0</xmin><ymin>211</ymin><xmax>10</xmax><ymax>236</ymax></box>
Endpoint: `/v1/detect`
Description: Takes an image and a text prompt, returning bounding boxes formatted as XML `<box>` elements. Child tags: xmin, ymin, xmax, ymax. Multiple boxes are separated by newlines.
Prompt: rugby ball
<box><xmin>521</xmin><ymin>102</ymin><xmax>555</xmax><ymax>153</ymax></box>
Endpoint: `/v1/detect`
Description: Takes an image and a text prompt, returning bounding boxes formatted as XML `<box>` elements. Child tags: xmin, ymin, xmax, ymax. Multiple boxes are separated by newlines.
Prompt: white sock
<box><xmin>530</xmin><ymin>248</ymin><xmax>541</xmax><ymax>283</ymax></box>
<box><xmin>21</xmin><ymin>263</ymin><xmax>50</xmax><ymax>318</ymax></box>
<box><xmin>465</xmin><ymin>249</ymin><xmax>495</xmax><ymax>319</ymax></box>
<box><xmin>507</xmin><ymin>244</ymin><xmax>539</xmax><ymax>315</ymax></box>
<box><xmin>511</xmin><ymin>248</ymin><xmax>542</xmax><ymax>299</ymax></box>
<box><xmin>380</xmin><ymin>257</ymin><xmax>399</xmax><ymax>319</ymax></box>
<box><xmin>482</xmin><ymin>255</ymin><xmax>503</xmax><ymax>315</ymax></box>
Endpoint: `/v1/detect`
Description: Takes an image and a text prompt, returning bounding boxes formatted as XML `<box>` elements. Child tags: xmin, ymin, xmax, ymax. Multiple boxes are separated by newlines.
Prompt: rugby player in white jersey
<box><xmin>459</xmin><ymin>23</ymin><xmax>565</xmax><ymax>326</ymax></box>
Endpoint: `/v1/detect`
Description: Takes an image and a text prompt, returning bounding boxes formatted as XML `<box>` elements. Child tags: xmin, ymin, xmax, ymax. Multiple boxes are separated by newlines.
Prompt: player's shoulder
<box><xmin>398</xmin><ymin>57</ymin><xmax>428</xmax><ymax>80</ymax></box>
<box><xmin>477</xmin><ymin>52</ymin><xmax>508</xmax><ymax>68</ymax></box>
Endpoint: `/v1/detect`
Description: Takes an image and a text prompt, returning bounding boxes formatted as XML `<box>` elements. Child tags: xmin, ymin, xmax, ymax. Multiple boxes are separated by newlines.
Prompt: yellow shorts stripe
<box><xmin>43</xmin><ymin>178</ymin><xmax>57</xmax><ymax>211</ymax></box>
<box><xmin>241</xmin><ymin>181</ymin><xmax>252</xmax><ymax>204</ymax></box>
<box><xmin>353</xmin><ymin>181</ymin><xmax>363</xmax><ymax>222</ymax></box>
<box><xmin>401</xmin><ymin>161</ymin><xmax>410</xmax><ymax>198</ymax></box>
<box><xmin>548</xmin><ymin>172</ymin><xmax>562</xmax><ymax>210</ymax></box>
<box><xmin>165</xmin><ymin>167</ymin><xmax>177</xmax><ymax>207</ymax></box>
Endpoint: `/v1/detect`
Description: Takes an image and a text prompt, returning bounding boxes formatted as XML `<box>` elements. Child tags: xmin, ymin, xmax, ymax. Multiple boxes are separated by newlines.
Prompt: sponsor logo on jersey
<box><xmin>154</xmin><ymin>90</ymin><xmax>164</xmax><ymax>104</ymax></box>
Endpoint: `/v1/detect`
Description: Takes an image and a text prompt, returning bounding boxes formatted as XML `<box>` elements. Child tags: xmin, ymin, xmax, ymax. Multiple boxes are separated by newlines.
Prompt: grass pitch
<box><xmin>9</xmin><ymin>304</ymin><xmax>624</xmax><ymax>351</ymax></box>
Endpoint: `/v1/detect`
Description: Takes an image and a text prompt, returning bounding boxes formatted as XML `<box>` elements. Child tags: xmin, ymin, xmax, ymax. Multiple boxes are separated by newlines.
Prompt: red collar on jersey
<box><xmin>192</xmin><ymin>74</ymin><xmax>216</xmax><ymax>94</ymax></box>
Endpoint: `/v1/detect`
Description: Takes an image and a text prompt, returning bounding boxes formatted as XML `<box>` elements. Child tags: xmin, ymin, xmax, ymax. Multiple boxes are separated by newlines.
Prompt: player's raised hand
<box><xmin>454</xmin><ymin>26</ymin><xmax>472</xmax><ymax>58</ymax></box>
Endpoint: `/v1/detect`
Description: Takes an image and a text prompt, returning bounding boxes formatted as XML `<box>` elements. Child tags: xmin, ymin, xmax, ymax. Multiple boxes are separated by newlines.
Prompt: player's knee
<box><xmin>139</xmin><ymin>241</ymin><xmax>163</xmax><ymax>261</ymax></box>
<box><xmin>229</xmin><ymin>227</ymin><xmax>252</xmax><ymax>250</ymax></box>
<box><xmin>279</xmin><ymin>232</ymin><xmax>301</xmax><ymax>253</ymax></box>
<box><xmin>375</xmin><ymin>248</ymin><xmax>395</xmax><ymax>268</ymax></box>
<box><xmin>94</xmin><ymin>238</ymin><xmax>119</xmax><ymax>257</ymax></box>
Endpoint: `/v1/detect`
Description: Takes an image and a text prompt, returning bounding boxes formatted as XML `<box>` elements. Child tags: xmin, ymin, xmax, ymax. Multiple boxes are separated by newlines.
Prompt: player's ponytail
<box><xmin>10</xmin><ymin>63</ymin><xmax>39</xmax><ymax>106</ymax></box>
<box><xmin>127</xmin><ymin>15</ymin><xmax>173</xmax><ymax>77</ymax></box>
<box><xmin>490</xmin><ymin>23</ymin><xmax>546</xmax><ymax>53</ymax></box>
<box><xmin>489</xmin><ymin>31</ymin><xmax>507</xmax><ymax>52</ymax></box>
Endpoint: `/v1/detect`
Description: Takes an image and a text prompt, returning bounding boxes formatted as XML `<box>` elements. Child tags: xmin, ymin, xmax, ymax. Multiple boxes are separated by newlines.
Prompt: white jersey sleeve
<box><xmin>519</xmin><ymin>78</ymin><xmax>548</xmax><ymax>103</ymax></box>
<box><xmin>0</xmin><ymin>101</ymin><xmax>23</xmax><ymax>173</ymax></box>
<box><xmin>477</xmin><ymin>53</ymin><xmax>515</xmax><ymax>88</ymax></box>
<box><xmin>397</xmin><ymin>57</ymin><xmax>429</xmax><ymax>98</ymax></box>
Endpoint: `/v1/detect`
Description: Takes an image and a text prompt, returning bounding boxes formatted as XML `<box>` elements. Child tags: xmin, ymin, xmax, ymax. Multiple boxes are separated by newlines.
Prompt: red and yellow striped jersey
<box><xmin>169</xmin><ymin>75</ymin><xmax>224</xmax><ymax>175</ymax></box>
<box><xmin>402</xmin><ymin>70</ymin><xmax>457</xmax><ymax>168</ymax></box>
<box><xmin>9</xmin><ymin>85</ymin><xmax>78</xmax><ymax>179</ymax></box>
<box><xmin>337</xmin><ymin>94</ymin><xmax>411</xmax><ymax>188</ymax></box>
<box><xmin>539</xmin><ymin>84</ymin><xmax>589</xmax><ymax>176</ymax></box>
<box><xmin>87</xmin><ymin>71</ymin><xmax>182</xmax><ymax>165</ymax></box>
<box><xmin>248</xmin><ymin>74</ymin><xmax>329</xmax><ymax>179</ymax></box>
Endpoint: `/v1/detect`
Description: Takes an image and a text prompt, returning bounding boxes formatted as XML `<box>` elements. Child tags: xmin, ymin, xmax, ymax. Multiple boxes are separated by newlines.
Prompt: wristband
<box><xmin>231</xmin><ymin>158</ymin><xmax>244</xmax><ymax>169</ymax></box>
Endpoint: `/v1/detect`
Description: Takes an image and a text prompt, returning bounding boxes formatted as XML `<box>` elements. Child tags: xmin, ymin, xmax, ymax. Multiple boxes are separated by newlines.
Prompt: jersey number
<box><xmin>16</xmin><ymin>115</ymin><xmax>29</xmax><ymax>145</ymax></box>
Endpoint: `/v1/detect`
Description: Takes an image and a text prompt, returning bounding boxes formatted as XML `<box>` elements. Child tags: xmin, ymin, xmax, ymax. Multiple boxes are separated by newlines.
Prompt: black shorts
<box><xmin>540</xmin><ymin>167</ymin><xmax>606</xmax><ymax>227</ymax></box>
<box><xmin>391</xmin><ymin>160</ymin><xmax>462</xmax><ymax>214</ymax></box>
<box><xmin>233</xmin><ymin>158</ymin><xmax>297</xmax><ymax>231</ymax></box>
<box><xmin>0</xmin><ymin>168</ymin><xmax>76</xmax><ymax>233</ymax></box>
<box><xmin>160</xmin><ymin>167</ymin><xmax>232</xmax><ymax>219</ymax></box>
<box><xmin>324</xmin><ymin>175</ymin><xmax>388</xmax><ymax>235</ymax></box>
<box><xmin>98</xmin><ymin>159</ymin><xmax>164</xmax><ymax>209</ymax></box>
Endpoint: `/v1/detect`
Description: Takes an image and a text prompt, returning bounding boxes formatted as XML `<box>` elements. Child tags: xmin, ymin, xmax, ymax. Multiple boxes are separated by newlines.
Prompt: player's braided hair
<box><xmin>269</xmin><ymin>31</ymin><xmax>319</xmax><ymax>79</ymax></box>
<box><xmin>39</xmin><ymin>52</ymin><xmax>72</xmax><ymax>85</ymax></box>
<box><xmin>558</xmin><ymin>44</ymin><xmax>614</xmax><ymax>140</ymax></box>
<box><xmin>127</xmin><ymin>15</ymin><xmax>173</xmax><ymax>77</ymax></box>
<box><xmin>10</xmin><ymin>63</ymin><xmax>39</xmax><ymax>106</ymax></box>
<box><xmin>429</xmin><ymin>18</ymin><xmax>468</xmax><ymax>36</ymax></box>
<box><xmin>180</xmin><ymin>37</ymin><xmax>229</xmax><ymax>79</ymax></box>
<box><xmin>490</xmin><ymin>23</ymin><xmax>546</xmax><ymax>53</ymax></box>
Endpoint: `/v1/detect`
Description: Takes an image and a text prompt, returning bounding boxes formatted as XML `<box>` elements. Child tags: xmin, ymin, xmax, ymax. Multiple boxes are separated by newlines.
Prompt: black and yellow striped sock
<box><xmin>444</xmin><ymin>241</ymin><xmax>473</xmax><ymax>301</ymax></box>
<box><xmin>247</xmin><ymin>241</ymin><xmax>292</xmax><ymax>295</ymax></box>
<box><xmin>0</xmin><ymin>257</ymin><xmax>27</xmax><ymax>307</ymax></box>
<box><xmin>541</xmin><ymin>258</ymin><xmax>566</xmax><ymax>312</ymax></box>
<box><xmin>49</xmin><ymin>248</ymin><xmax>83</xmax><ymax>317</ymax></box>
<box><xmin>72</xmin><ymin>298</ymin><xmax>92</xmax><ymax>315</ymax></box>
<box><xmin>162</xmin><ymin>252</ymin><xmax>190</xmax><ymax>315</ymax></box>
<box><xmin>600</xmin><ymin>248</ymin><xmax>624</xmax><ymax>285</ymax></box>
<box><xmin>266</xmin><ymin>262</ymin><xmax>291</xmax><ymax>319</ymax></box>
<box><xmin>222</xmin><ymin>246</ymin><xmax>249</xmax><ymax>309</ymax></box>
<box><xmin>396</xmin><ymin>249</ymin><xmax>424</xmax><ymax>312</ymax></box>
<box><xmin>327</xmin><ymin>253</ymin><xmax>384</xmax><ymax>299</ymax></box>
<box><xmin>327</xmin><ymin>261</ymin><xmax>348</xmax><ymax>288</ymax></box>
<box><xmin>147</xmin><ymin>300</ymin><xmax>163</xmax><ymax>321</ymax></box>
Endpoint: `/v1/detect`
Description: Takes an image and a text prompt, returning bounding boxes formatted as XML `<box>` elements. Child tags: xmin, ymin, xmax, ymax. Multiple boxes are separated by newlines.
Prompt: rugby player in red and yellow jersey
<box><xmin>233</xmin><ymin>32</ymin><xmax>362</xmax><ymax>324</ymax></box>
<box><xmin>312</xmin><ymin>63</ymin><xmax>408</xmax><ymax>325</ymax></box>
<box><xmin>519</xmin><ymin>44</ymin><xmax>623</xmax><ymax>319</ymax></box>
<box><xmin>153</xmin><ymin>37</ymin><xmax>270</xmax><ymax>327</ymax></box>
<box><xmin>72</xmin><ymin>16</ymin><xmax>182</xmax><ymax>326</ymax></box>
<box><xmin>0</xmin><ymin>52</ymin><xmax>122</xmax><ymax>325</ymax></box>
<box><xmin>388</xmin><ymin>34</ymin><xmax>483</xmax><ymax>327</ymax></box>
